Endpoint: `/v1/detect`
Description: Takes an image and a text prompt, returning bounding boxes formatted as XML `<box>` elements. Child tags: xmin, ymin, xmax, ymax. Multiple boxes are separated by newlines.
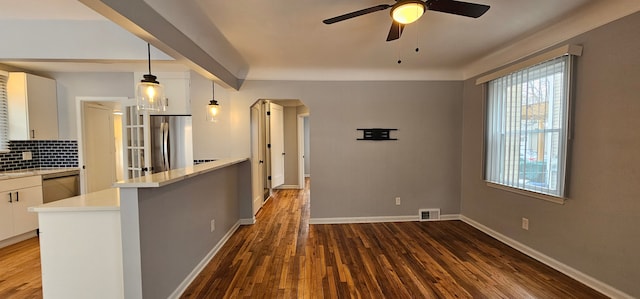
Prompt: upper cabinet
<box><xmin>7</xmin><ymin>73</ymin><xmax>59</xmax><ymax>140</ymax></box>
<box><xmin>134</xmin><ymin>72</ymin><xmax>191</xmax><ymax>115</ymax></box>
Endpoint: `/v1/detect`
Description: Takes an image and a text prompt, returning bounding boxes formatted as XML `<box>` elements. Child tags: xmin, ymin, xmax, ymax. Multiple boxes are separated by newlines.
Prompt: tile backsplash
<box><xmin>0</xmin><ymin>140</ymin><xmax>78</xmax><ymax>171</ymax></box>
<box><xmin>194</xmin><ymin>159</ymin><xmax>216</xmax><ymax>165</ymax></box>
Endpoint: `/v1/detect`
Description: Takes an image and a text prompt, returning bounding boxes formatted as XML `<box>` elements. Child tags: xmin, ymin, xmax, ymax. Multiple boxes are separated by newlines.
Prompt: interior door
<box><xmin>297</xmin><ymin>115</ymin><xmax>306</xmax><ymax>189</ymax></box>
<box><xmin>251</xmin><ymin>104</ymin><xmax>264</xmax><ymax>215</ymax></box>
<box><xmin>269</xmin><ymin>103</ymin><xmax>285</xmax><ymax>188</ymax></box>
<box><xmin>84</xmin><ymin>103</ymin><xmax>116</xmax><ymax>192</ymax></box>
<box><xmin>261</xmin><ymin>101</ymin><xmax>269</xmax><ymax>201</ymax></box>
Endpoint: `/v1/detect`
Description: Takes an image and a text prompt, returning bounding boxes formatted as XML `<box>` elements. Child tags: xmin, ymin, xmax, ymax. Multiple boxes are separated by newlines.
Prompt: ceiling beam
<box><xmin>79</xmin><ymin>0</ymin><xmax>241</xmax><ymax>90</ymax></box>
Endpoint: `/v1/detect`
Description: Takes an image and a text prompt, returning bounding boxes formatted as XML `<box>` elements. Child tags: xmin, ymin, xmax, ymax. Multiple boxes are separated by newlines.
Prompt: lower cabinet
<box><xmin>0</xmin><ymin>195</ymin><xmax>13</xmax><ymax>240</ymax></box>
<box><xmin>0</xmin><ymin>176</ymin><xmax>43</xmax><ymax>241</ymax></box>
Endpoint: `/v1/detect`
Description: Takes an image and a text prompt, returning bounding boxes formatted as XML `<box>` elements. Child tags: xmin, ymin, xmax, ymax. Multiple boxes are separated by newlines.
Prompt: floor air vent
<box><xmin>419</xmin><ymin>209</ymin><xmax>441</xmax><ymax>221</ymax></box>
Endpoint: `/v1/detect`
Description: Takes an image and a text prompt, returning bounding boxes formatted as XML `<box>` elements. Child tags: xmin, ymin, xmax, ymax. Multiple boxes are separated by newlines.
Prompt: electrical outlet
<box><xmin>522</xmin><ymin>217</ymin><xmax>529</xmax><ymax>230</ymax></box>
<box><xmin>210</xmin><ymin>219</ymin><xmax>216</xmax><ymax>232</ymax></box>
<box><xmin>22</xmin><ymin>151</ymin><xmax>32</xmax><ymax>161</ymax></box>
<box><xmin>395</xmin><ymin>197</ymin><xmax>401</xmax><ymax>205</ymax></box>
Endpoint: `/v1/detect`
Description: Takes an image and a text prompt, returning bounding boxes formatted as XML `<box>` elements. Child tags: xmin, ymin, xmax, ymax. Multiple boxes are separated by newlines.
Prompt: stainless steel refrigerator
<box><xmin>149</xmin><ymin>115</ymin><xmax>193</xmax><ymax>173</ymax></box>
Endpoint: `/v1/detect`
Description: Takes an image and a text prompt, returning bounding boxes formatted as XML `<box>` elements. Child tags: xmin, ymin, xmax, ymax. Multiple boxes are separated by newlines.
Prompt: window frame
<box><xmin>477</xmin><ymin>45</ymin><xmax>582</xmax><ymax>204</ymax></box>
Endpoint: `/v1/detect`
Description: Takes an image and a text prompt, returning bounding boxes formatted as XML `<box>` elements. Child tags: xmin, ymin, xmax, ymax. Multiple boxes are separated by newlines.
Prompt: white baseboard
<box><xmin>309</xmin><ymin>214</ymin><xmax>460</xmax><ymax>224</ymax></box>
<box><xmin>310</xmin><ymin>215</ymin><xmax>415</xmax><ymax>224</ymax></box>
<box><xmin>440</xmin><ymin>214</ymin><xmax>461</xmax><ymax>221</ymax></box>
<box><xmin>460</xmin><ymin>215</ymin><xmax>633</xmax><ymax>299</ymax></box>
<box><xmin>169</xmin><ymin>220</ymin><xmax>241</xmax><ymax>299</ymax></box>
<box><xmin>239</xmin><ymin>217</ymin><xmax>256</xmax><ymax>225</ymax></box>
<box><xmin>274</xmin><ymin>185</ymin><xmax>301</xmax><ymax>190</ymax></box>
<box><xmin>0</xmin><ymin>231</ymin><xmax>37</xmax><ymax>249</ymax></box>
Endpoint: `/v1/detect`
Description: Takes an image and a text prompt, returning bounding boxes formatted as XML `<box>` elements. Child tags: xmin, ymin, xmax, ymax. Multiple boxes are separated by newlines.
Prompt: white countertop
<box><xmin>28</xmin><ymin>159</ymin><xmax>248</xmax><ymax>212</ymax></box>
<box><xmin>29</xmin><ymin>188</ymin><xmax>120</xmax><ymax>213</ymax></box>
<box><xmin>0</xmin><ymin>168</ymin><xmax>80</xmax><ymax>180</ymax></box>
<box><xmin>114</xmin><ymin>157</ymin><xmax>249</xmax><ymax>188</ymax></box>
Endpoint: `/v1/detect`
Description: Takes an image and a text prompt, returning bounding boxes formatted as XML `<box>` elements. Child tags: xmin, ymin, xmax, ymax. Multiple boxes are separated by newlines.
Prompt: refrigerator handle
<box><xmin>165</xmin><ymin>121</ymin><xmax>171</xmax><ymax>170</ymax></box>
<box><xmin>162</xmin><ymin>122</ymin><xmax>170</xmax><ymax>171</ymax></box>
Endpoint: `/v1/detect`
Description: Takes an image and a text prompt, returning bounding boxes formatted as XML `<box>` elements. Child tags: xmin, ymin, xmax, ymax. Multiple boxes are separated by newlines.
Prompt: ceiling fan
<box><xmin>323</xmin><ymin>0</ymin><xmax>490</xmax><ymax>41</ymax></box>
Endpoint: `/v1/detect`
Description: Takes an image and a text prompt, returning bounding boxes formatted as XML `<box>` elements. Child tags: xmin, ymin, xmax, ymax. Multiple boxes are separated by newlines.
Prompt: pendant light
<box><xmin>137</xmin><ymin>43</ymin><xmax>165</xmax><ymax>111</ymax></box>
<box><xmin>206</xmin><ymin>82</ymin><xmax>221</xmax><ymax>123</ymax></box>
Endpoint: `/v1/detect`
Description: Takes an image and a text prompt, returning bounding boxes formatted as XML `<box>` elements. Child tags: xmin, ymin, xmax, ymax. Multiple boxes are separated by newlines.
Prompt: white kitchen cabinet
<box><xmin>0</xmin><ymin>194</ymin><xmax>12</xmax><ymax>240</ymax></box>
<box><xmin>7</xmin><ymin>72</ymin><xmax>59</xmax><ymax>140</ymax></box>
<box><xmin>134</xmin><ymin>72</ymin><xmax>191</xmax><ymax>115</ymax></box>
<box><xmin>0</xmin><ymin>176</ymin><xmax>43</xmax><ymax>241</ymax></box>
<box><xmin>161</xmin><ymin>75</ymin><xmax>191</xmax><ymax>115</ymax></box>
<box><xmin>30</xmin><ymin>188</ymin><xmax>123</xmax><ymax>299</ymax></box>
<box><xmin>12</xmin><ymin>185</ymin><xmax>42</xmax><ymax>234</ymax></box>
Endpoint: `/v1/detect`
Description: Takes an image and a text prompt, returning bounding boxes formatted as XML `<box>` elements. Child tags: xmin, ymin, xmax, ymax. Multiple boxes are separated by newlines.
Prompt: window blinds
<box><xmin>0</xmin><ymin>72</ymin><xmax>9</xmax><ymax>152</ymax></box>
<box><xmin>485</xmin><ymin>56</ymin><xmax>571</xmax><ymax>198</ymax></box>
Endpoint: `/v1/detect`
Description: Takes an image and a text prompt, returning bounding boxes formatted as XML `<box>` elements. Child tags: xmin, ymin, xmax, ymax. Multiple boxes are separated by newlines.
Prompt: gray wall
<box><xmin>231</xmin><ymin>80</ymin><xmax>463</xmax><ymax>219</ymax></box>
<box><xmin>50</xmin><ymin>71</ymin><xmax>236</xmax><ymax>160</ymax></box>
<box><xmin>132</xmin><ymin>160</ymin><xmax>252</xmax><ymax>298</ymax></box>
<box><xmin>190</xmin><ymin>70</ymin><xmax>234</xmax><ymax>160</ymax></box>
<box><xmin>51</xmin><ymin>72</ymin><xmax>135</xmax><ymax>139</ymax></box>
<box><xmin>0</xmin><ymin>71</ymin><xmax>133</xmax><ymax>140</ymax></box>
<box><xmin>460</xmin><ymin>12</ymin><xmax>640</xmax><ymax>297</ymax></box>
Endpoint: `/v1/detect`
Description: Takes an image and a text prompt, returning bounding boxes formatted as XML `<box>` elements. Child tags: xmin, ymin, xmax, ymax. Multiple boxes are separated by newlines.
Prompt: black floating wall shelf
<box><xmin>357</xmin><ymin>128</ymin><xmax>397</xmax><ymax>141</ymax></box>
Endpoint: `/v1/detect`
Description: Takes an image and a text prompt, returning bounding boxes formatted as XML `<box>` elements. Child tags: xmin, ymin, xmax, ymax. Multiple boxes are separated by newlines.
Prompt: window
<box><xmin>0</xmin><ymin>71</ymin><xmax>9</xmax><ymax>152</ymax></box>
<box><xmin>484</xmin><ymin>55</ymin><xmax>573</xmax><ymax>200</ymax></box>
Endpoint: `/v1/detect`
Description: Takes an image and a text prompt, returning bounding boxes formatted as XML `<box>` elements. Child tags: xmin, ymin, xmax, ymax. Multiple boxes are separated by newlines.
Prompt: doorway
<box><xmin>76</xmin><ymin>97</ymin><xmax>127</xmax><ymax>194</ymax></box>
<box><xmin>250</xmin><ymin>99</ymin><xmax>309</xmax><ymax>216</ymax></box>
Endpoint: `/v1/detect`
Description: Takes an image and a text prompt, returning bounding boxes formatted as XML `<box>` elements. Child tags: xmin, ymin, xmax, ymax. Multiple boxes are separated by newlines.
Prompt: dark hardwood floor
<box><xmin>0</xmin><ymin>178</ymin><xmax>606</xmax><ymax>298</ymax></box>
<box><xmin>182</xmin><ymin>179</ymin><xmax>606</xmax><ymax>298</ymax></box>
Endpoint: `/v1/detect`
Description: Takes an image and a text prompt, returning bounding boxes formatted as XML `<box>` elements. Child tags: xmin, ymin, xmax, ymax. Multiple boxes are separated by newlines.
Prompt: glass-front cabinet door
<box><xmin>123</xmin><ymin>104</ymin><xmax>151</xmax><ymax>179</ymax></box>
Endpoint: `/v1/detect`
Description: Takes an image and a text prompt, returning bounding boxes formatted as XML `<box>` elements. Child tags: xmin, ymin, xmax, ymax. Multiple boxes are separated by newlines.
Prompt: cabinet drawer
<box><xmin>0</xmin><ymin>175</ymin><xmax>42</xmax><ymax>191</ymax></box>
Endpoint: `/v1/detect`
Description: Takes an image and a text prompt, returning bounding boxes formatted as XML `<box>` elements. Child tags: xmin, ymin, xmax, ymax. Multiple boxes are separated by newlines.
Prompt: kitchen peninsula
<box><xmin>30</xmin><ymin>158</ymin><xmax>253</xmax><ymax>299</ymax></box>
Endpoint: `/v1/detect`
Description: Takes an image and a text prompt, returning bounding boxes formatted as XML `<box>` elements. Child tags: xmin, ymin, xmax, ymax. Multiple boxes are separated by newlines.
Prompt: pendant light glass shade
<box><xmin>206</xmin><ymin>99</ymin><xmax>221</xmax><ymax>122</ymax></box>
<box><xmin>137</xmin><ymin>44</ymin><xmax>165</xmax><ymax>111</ymax></box>
<box><xmin>391</xmin><ymin>1</ymin><xmax>425</xmax><ymax>24</ymax></box>
<box><xmin>137</xmin><ymin>74</ymin><xmax>165</xmax><ymax>111</ymax></box>
<box><xmin>206</xmin><ymin>82</ymin><xmax>221</xmax><ymax>123</ymax></box>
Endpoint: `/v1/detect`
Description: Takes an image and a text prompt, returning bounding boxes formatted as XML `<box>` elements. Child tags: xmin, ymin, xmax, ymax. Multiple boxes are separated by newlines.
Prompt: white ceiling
<box><xmin>197</xmin><ymin>0</ymin><xmax>588</xmax><ymax>74</ymax></box>
<box><xmin>1</xmin><ymin>0</ymin><xmax>639</xmax><ymax>82</ymax></box>
<box><xmin>0</xmin><ymin>0</ymin><xmax>103</xmax><ymax>20</ymax></box>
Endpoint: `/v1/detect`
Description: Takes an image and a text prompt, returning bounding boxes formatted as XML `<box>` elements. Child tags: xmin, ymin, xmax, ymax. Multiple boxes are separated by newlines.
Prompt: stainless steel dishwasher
<box><xmin>42</xmin><ymin>170</ymin><xmax>80</xmax><ymax>203</ymax></box>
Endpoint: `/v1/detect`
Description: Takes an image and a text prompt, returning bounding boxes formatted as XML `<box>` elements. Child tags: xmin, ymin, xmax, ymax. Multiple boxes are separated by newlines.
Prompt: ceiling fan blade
<box><xmin>323</xmin><ymin>4</ymin><xmax>392</xmax><ymax>24</ymax></box>
<box><xmin>426</xmin><ymin>0</ymin><xmax>490</xmax><ymax>18</ymax></box>
<box><xmin>386</xmin><ymin>21</ymin><xmax>405</xmax><ymax>41</ymax></box>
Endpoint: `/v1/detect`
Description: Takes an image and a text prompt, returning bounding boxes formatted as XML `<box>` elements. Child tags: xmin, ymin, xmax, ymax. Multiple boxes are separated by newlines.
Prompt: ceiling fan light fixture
<box><xmin>391</xmin><ymin>1</ymin><xmax>425</xmax><ymax>24</ymax></box>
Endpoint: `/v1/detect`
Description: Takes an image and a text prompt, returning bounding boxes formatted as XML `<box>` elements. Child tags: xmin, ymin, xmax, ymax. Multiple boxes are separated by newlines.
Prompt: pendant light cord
<box><xmin>147</xmin><ymin>43</ymin><xmax>152</xmax><ymax>75</ymax></box>
<box><xmin>209</xmin><ymin>81</ymin><xmax>218</xmax><ymax>105</ymax></box>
